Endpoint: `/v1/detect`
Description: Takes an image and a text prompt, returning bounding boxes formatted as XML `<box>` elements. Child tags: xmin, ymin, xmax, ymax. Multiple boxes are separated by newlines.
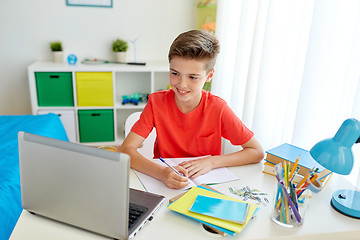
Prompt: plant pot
<box><xmin>52</xmin><ymin>51</ymin><xmax>64</xmax><ymax>63</ymax></box>
<box><xmin>114</xmin><ymin>52</ymin><xmax>126</xmax><ymax>63</ymax></box>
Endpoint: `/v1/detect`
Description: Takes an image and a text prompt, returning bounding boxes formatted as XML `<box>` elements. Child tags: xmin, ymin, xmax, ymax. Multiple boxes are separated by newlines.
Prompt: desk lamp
<box><xmin>310</xmin><ymin>118</ymin><xmax>360</xmax><ymax>219</ymax></box>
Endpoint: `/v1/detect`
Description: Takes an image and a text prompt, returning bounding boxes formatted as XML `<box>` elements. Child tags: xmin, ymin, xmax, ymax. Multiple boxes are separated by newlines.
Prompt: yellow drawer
<box><xmin>76</xmin><ymin>72</ymin><xmax>113</xmax><ymax>106</ymax></box>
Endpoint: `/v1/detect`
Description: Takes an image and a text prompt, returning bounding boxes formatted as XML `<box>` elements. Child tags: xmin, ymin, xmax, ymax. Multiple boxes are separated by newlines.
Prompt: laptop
<box><xmin>18</xmin><ymin>131</ymin><xmax>165</xmax><ymax>240</ymax></box>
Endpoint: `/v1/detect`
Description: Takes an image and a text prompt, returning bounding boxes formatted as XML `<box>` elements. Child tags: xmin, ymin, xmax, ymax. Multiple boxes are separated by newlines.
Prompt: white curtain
<box><xmin>213</xmin><ymin>0</ymin><xmax>360</xmax><ymax>185</ymax></box>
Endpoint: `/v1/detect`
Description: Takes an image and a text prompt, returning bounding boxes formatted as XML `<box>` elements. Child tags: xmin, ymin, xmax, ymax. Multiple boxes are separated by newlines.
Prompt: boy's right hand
<box><xmin>161</xmin><ymin>166</ymin><xmax>188</xmax><ymax>189</ymax></box>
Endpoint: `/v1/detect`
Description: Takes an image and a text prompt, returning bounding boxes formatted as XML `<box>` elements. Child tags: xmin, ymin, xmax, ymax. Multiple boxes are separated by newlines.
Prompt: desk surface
<box><xmin>10</xmin><ymin>161</ymin><xmax>360</xmax><ymax>240</ymax></box>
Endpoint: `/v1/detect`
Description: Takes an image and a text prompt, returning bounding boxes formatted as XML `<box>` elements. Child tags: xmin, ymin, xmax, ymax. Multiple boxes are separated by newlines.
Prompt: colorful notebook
<box><xmin>189</xmin><ymin>195</ymin><xmax>249</xmax><ymax>224</ymax></box>
<box><xmin>168</xmin><ymin>186</ymin><xmax>258</xmax><ymax>233</ymax></box>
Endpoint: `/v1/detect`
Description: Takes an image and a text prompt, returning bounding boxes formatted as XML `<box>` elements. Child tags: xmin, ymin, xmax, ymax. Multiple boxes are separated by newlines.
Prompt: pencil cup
<box><xmin>271</xmin><ymin>181</ymin><xmax>311</xmax><ymax>228</ymax></box>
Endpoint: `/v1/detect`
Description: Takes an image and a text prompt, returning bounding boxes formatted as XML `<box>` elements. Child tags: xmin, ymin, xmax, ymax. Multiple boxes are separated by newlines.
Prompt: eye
<box><xmin>171</xmin><ymin>71</ymin><xmax>178</xmax><ymax>76</ymax></box>
<box><xmin>189</xmin><ymin>75</ymin><xmax>198</xmax><ymax>80</ymax></box>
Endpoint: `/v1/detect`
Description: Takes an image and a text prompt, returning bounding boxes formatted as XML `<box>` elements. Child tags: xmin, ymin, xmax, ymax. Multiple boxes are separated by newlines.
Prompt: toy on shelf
<box><xmin>122</xmin><ymin>92</ymin><xmax>148</xmax><ymax>105</ymax></box>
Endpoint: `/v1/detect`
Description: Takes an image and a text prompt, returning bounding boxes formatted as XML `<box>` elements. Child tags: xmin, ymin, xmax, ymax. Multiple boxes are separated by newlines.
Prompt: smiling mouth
<box><xmin>177</xmin><ymin>88</ymin><xmax>190</xmax><ymax>95</ymax></box>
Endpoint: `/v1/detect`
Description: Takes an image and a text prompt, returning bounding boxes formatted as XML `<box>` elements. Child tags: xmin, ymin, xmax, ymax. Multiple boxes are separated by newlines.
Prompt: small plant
<box><xmin>50</xmin><ymin>41</ymin><xmax>62</xmax><ymax>52</ymax></box>
<box><xmin>112</xmin><ymin>39</ymin><xmax>128</xmax><ymax>52</ymax></box>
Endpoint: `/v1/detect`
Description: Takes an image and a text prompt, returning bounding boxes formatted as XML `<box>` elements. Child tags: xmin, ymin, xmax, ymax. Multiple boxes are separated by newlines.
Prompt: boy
<box><xmin>119</xmin><ymin>30</ymin><xmax>264</xmax><ymax>189</ymax></box>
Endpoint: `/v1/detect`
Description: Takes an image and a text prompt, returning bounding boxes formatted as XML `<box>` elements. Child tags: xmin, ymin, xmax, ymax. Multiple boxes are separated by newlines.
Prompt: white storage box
<box><xmin>38</xmin><ymin>110</ymin><xmax>77</xmax><ymax>142</ymax></box>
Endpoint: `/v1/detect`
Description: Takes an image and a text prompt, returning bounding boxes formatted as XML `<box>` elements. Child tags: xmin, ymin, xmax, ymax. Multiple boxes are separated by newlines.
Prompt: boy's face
<box><xmin>169</xmin><ymin>57</ymin><xmax>214</xmax><ymax>107</ymax></box>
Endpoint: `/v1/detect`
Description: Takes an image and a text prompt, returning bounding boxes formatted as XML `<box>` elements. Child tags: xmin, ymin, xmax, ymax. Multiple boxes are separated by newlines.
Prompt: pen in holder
<box><xmin>271</xmin><ymin>163</ymin><xmax>312</xmax><ymax>228</ymax></box>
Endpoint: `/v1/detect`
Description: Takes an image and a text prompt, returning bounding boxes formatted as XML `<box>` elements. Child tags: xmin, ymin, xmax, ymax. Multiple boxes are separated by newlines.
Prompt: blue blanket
<box><xmin>0</xmin><ymin>114</ymin><xmax>68</xmax><ymax>240</ymax></box>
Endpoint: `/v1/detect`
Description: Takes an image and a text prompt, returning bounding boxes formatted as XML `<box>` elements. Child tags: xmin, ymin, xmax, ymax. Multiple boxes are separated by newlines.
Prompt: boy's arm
<box><xmin>215</xmin><ymin>136</ymin><xmax>265</xmax><ymax>167</ymax></box>
<box><xmin>180</xmin><ymin>136</ymin><xmax>264</xmax><ymax>179</ymax></box>
<box><xmin>118</xmin><ymin>131</ymin><xmax>189</xmax><ymax>189</ymax></box>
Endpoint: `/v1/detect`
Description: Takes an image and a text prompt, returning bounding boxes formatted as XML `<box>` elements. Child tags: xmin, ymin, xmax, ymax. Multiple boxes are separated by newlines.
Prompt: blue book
<box><xmin>189</xmin><ymin>195</ymin><xmax>249</xmax><ymax>224</ymax></box>
<box><xmin>265</xmin><ymin>143</ymin><xmax>331</xmax><ymax>179</ymax></box>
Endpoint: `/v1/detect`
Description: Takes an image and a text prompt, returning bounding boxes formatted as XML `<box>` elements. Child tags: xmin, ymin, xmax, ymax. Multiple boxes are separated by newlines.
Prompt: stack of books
<box><xmin>263</xmin><ymin>143</ymin><xmax>332</xmax><ymax>185</ymax></box>
<box><xmin>168</xmin><ymin>185</ymin><xmax>259</xmax><ymax>236</ymax></box>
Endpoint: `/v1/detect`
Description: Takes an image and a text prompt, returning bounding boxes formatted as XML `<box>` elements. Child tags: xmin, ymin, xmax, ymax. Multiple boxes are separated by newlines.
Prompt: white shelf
<box><xmin>28</xmin><ymin>61</ymin><xmax>169</xmax><ymax>72</ymax></box>
<box><xmin>28</xmin><ymin>61</ymin><xmax>169</xmax><ymax>144</ymax></box>
<box><xmin>116</xmin><ymin>102</ymin><xmax>147</xmax><ymax>110</ymax></box>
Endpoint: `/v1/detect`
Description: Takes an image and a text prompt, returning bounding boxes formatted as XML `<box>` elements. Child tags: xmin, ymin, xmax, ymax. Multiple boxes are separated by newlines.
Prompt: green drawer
<box><xmin>35</xmin><ymin>72</ymin><xmax>74</xmax><ymax>106</ymax></box>
<box><xmin>78</xmin><ymin>109</ymin><xmax>114</xmax><ymax>142</ymax></box>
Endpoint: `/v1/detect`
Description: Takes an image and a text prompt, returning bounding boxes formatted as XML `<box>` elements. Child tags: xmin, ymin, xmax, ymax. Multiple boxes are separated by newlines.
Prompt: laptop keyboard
<box><xmin>129</xmin><ymin>203</ymin><xmax>148</xmax><ymax>229</ymax></box>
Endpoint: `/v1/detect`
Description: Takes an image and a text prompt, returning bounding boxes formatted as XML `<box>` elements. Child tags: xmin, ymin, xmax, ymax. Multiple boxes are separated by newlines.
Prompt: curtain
<box><xmin>213</xmin><ymin>0</ymin><xmax>360</xmax><ymax>185</ymax></box>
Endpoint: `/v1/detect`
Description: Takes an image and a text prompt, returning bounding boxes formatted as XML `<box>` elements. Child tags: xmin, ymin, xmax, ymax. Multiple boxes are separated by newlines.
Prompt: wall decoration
<box><xmin>197</xmin><ymin>0</ymin><xmax>217</xmax><ymax>91</ymax></box>
<box><xmin>66</xmin><ymin>0</ymin><xmax>112</xmax><ymax>8</ymax></box>
<box><xmin>197</xmin><ymin>0</ymin><xmax>217</xmax><ymax>33</ymax></box>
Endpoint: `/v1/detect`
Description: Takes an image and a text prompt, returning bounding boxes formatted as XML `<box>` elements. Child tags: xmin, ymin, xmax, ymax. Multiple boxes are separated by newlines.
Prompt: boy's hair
<box><xmin>168</xmin><ymin>30</ymin><xmax>220</xmax><ymax>73</ymax></box>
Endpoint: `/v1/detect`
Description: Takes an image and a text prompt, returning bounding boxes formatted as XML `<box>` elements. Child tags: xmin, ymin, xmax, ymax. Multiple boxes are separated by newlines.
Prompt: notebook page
<box><xmin>134</xmin><ymin>157</ymin><xmax>239</xmax><ymax>195</ymax></box>
<box><xmin>170</xmin><ymin>158</ymin><xmax>240</xmax><ymax>186</ymax></box>
<box><xmin>133</xmin><ymin>159</ymin><xmax>195</xmax><ymax>196</ymax></box>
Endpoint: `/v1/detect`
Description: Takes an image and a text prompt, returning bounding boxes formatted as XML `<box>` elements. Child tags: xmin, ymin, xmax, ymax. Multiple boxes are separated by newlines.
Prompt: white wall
<box><xmin>0</xmin><ymin>0</ymin><xmax>196</xmax><ymax>115</ymax></box>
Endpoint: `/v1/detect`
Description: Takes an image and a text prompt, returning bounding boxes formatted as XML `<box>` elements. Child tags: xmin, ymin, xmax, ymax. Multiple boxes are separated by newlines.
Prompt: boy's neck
<box><xmin>174</xmin><ymin>91</ymin><xmax>203</xmax><ymax>114</ymax></box>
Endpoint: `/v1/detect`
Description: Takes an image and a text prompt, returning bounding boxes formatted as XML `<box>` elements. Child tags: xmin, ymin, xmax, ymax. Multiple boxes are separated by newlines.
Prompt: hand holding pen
<box><xmin>159</xmin><ymin>157</ymin><xmax>188</xmax><ymax>189</ymax></box>
<box><xmin>159</xmin><ymin>157</ymin><xmax>183</xmax><ymax>176</ymax></box>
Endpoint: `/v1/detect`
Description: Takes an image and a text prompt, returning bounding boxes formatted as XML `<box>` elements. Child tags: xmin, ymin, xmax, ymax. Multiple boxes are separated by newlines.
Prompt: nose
<box><xmin>178</xmin><ymin>76</ymin><xmax>187</xmax><ymax>89</ymax></box>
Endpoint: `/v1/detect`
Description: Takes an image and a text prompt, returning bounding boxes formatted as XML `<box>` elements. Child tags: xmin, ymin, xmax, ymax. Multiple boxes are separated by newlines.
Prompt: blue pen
<box><xmin>159</xmin><ymin>157</ymin><xmax>183</xmax><ymax>176</ymax></box>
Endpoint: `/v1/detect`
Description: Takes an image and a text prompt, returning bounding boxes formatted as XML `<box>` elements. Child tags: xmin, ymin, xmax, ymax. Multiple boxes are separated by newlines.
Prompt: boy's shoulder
<box><xmin>148</xmin><ymin>89</ymin><xmax>173</xmax><ymax>101</ymax></box>
<box><xmin>203</xmin><ymin>90</ymin><xmax>227</xmax><ymax>105</ymax></box>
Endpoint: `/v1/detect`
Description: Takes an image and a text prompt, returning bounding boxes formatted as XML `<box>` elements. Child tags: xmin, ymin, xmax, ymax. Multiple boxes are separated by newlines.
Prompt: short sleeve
<box><xmin>131</xmin><ymin>96</ymin><xmax>155</xmax><ymax>138</ymax></box>
<box><xmin>221</xmin><ymin>104</ymin><xmax>254</xmax><ymax>145</ymax></box>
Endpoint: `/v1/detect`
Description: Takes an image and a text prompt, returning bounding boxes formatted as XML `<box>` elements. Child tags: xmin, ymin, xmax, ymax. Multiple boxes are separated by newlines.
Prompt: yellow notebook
<box><xmin>168</xmin><ymin>186</ymin><xmax>258</xmax><ymax>233</ymax></box>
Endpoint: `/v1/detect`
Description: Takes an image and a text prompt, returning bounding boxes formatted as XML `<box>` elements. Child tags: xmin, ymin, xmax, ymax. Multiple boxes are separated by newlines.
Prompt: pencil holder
<box><xmin>271</xmin><ymin>180</ymin><xmax>311</xmax><ymax>228</ymax></box>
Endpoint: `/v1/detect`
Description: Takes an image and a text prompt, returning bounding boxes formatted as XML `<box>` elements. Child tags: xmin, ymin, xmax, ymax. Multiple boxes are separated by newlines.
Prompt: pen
<box><xmin>292</xmin><ymin>183</ymin><xmax>299</xmax><ymax>210</ymax></box>
<box><xmin>159</xmin><ymin>157</ymin><xmax>183</xmax><ymax>176</ymax></box>
<box><xmin>275</xmin><ymin>175</ymin><xmax>302</xmax><ymax>223</ymax></box>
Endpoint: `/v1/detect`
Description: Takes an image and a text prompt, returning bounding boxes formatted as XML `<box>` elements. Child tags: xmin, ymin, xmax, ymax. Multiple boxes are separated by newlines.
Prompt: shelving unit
<box><xmin>28</xmin><ymin>61</ymin><xmax>169</xmax><ymax>144</ymax></box>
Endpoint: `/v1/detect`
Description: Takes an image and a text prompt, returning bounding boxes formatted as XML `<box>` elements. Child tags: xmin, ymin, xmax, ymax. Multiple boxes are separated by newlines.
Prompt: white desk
<box><xmin>10</xmin><ymin>162</ymin><xmax>360</xmax><ymax>240</ymax></box>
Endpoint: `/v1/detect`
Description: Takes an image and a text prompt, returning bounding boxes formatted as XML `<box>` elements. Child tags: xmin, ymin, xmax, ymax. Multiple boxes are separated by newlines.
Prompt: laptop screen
<box><xmin>18</xmin><ymin>131</ymin><xmax>130</xmax><ymax>239</ymax></box>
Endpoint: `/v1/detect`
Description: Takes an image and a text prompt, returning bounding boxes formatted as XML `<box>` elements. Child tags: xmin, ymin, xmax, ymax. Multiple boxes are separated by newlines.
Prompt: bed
<box><xmin>0</xmin><ymin>113</ymin><xmax>68</xmax><ymax>239</ymax></box>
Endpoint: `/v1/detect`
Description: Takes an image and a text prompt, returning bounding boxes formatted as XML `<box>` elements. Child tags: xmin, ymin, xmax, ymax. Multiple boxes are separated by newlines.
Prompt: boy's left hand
<box><xmin>179</xmin><ymin>156</ymin><xmax>213</xmax><ymax>179</ymax></box>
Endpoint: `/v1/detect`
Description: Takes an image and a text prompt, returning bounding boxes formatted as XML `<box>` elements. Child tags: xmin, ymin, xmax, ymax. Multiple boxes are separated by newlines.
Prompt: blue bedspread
<box><xmin>0</xmin><ymin>114</ymin><xmax>68</xmax><ymax>240</ymax></box>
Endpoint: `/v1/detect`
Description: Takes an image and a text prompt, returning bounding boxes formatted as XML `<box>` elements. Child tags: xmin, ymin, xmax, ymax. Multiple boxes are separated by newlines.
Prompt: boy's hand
<box><xmin>161</xmin><ymin>166</ymin><xmax>189</xmax><ymax>189</ymax></box>
<box><xmin>179</xmin><ymin>156</ymin><xmax>214</xmax><ymax>179</ymax></box>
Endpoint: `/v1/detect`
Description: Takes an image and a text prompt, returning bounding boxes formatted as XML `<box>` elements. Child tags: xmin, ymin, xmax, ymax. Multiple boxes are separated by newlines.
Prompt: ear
<box><xmin>206</xmin><ymin>69</ymin><xmax>215</xmax><ymax>82</ymax></box>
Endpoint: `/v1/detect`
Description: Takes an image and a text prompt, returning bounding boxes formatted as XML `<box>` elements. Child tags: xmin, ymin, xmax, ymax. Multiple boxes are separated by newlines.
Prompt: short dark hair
<box><xmin>168</xmin><ymin>30</ymin><xmax>220</xmax><ymax>73</ymax></box>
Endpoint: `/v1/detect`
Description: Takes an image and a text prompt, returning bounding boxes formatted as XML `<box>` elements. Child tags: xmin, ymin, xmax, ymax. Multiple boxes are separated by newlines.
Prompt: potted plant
<box><xmin>112</xmin><ymin>38</ymin><xmax>128</xmax><ymax>63</ymax></box>
<box><xmin>50</xmin><ymin>41</ymin><xmax>64</xmax><ymax>63</ymax></box>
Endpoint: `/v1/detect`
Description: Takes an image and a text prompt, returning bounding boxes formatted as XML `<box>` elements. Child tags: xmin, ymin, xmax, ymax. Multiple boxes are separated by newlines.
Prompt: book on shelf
<box><xmin>265</xmin><ymin>143</ymin><xmax>332</xmax><ymax>182</ymax></box>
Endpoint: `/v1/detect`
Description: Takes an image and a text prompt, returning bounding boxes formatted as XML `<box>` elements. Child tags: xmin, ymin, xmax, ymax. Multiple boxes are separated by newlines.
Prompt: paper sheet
<box><xmin>134</xmin><ymin>157</ymin><xmax>240</xmax><ymax>196</ymax></box>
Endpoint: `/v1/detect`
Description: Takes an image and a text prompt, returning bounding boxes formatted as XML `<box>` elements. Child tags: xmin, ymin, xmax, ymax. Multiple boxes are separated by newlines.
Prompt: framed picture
<box><xmin>66</xmin><ymin>0</ymin><xmax>112</xmax><ymax>8</ymax></box>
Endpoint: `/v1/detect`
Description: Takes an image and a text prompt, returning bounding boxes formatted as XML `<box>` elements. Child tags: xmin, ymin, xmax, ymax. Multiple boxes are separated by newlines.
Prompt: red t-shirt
<box><xmin>131</xmin><ymin>89</ymin><xmax>254</xmax><ymax>158</ymax></box>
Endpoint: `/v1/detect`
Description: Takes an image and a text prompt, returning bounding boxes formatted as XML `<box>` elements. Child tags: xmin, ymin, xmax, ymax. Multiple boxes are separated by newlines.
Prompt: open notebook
<box><xmin>134</xmin><ymin>157</ymin><xmax>239</xmax><ymax>195</ymax></box>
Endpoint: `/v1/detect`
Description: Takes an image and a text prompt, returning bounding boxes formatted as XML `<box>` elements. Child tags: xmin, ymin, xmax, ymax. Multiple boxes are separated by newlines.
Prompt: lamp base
<box><xmin>330</xmin><ymin>189</ymin><xmax>360</xmax><ymax>219</ymax></box>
